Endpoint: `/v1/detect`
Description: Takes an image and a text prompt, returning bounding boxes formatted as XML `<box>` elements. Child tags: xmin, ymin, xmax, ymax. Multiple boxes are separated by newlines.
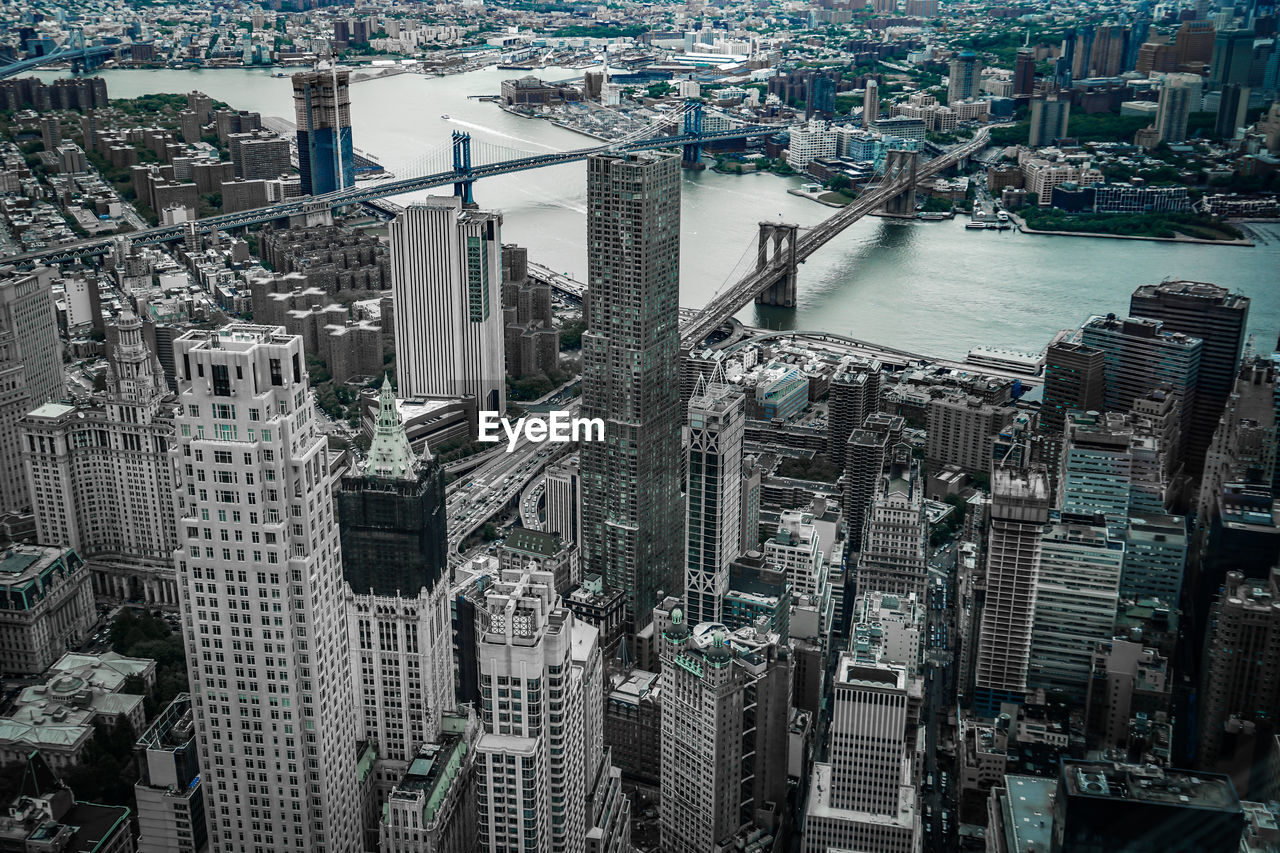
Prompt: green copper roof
<box><xmin>364</xmin><ymin>375</ymin><xmax>422</xmax><ymax>480</ymax></box>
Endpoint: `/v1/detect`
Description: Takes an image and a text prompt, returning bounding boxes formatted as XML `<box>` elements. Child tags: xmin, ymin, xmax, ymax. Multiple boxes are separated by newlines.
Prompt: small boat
<box><xmin>996</xmin><ymin>211</ymin><xmax>1010</xmax><ymax>223</ymax></box>
<box><xmin>440</xmin><ymin>114</ymin><xmax>450</xmax><ymax>120</ymax></box>
<box><xmin>965</xmin><ymin>221</ymin><xmax>988</xmax><ymax>230</ymax></box>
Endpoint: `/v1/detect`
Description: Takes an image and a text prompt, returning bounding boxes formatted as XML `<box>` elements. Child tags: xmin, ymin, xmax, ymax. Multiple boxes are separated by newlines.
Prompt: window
<box><xmin>212</xmin><ymin>364</ymin><xmax>231</xmax><ymax>397</ymax></box>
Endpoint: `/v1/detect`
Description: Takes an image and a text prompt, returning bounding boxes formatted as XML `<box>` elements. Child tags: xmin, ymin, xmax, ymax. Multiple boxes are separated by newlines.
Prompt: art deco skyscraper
<box><xmin>579</xmin><ymin>151</ymin><xmax>683</xmax><ymax>630</ymax></box>
<box><xmin>173</xmin><ymin>325</ymin><xmax>361</xmax><ymax>853</ymax></box>
<box><xmin>338</xmin><ymin>377</ymin><xmax>454</xmax><ymax>773</ymax></box>
<box><xmin>292</xmin><ymin>68</ymin><xmax>353</xmax><ymax>196</ymax></box>
<box><xmin>390</xmin><ymin>198</ymin><xmax>506</xmax><ymax>412</ymax></box>
<box><xmin>23</xmin><ymin>310</ymin><xmax>178</xmax><ymax>604</ymax></box>
<box><xmin>685</xmin><ymin>373</ymin><xmax>746</xmax><ymax>626</ymax></box>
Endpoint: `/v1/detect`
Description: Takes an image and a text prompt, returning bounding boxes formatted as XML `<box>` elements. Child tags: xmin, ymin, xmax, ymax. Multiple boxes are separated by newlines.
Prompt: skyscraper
<box><xmin>855</xmin><ymin>447</ymin><xmax>928</xmax><ymax>601</ymax></box>
<box><xmin>390</xmin><ymin>198</ymin><xmax>505</xmax><ymax>411</ymax></box>
<box><xmin>1211</xmin><ymin>28</ymin><xmax>1257</xmax><ymax>87</ymax></box>
<box><xmin>684</xmin><ymin>374</ymin><xmax>745</xmax><ymax>626</ymax></box>
<box><xmin>974</xmin><ymin>467</ymin><xmax>1052</xmax><ymax>717</ymax></box>
<box><xmin>803</xmin><ymin>655</ymin><xmax>918</xmax><ymax>853</ymax></box>
<box><xmin>0</xmin><ymin>266</ymin><xmax>61</xmax><ymax>517</ymax></box>
<box><xmin>827</xmin><ymin>360</ymin><xmax>881</xmax><ymax>469</ymax></box>
<box><xmin>1154</xmin><ymin>73</ymin><xmax>1203</xmax><ymax>143</ymax></box>
<box><xmin>472</xmin><ymin>568</ymin><xmax>631</xmax><ymax>853</ymax></box>
<box><xmin>338</xmin><ymin>378</ymin><xmax>454</xmax><ymax>772</ymax></box>
<box><xmin>949</xmin><ymin>50</ymin><xmax>982</xmax><ymax>101</ymax></box>
<box><xmin>1028</xmin><ymin>515</ymin><xmax>1125</xmax><ymax>702</ymax></box>
<box><xmin>1197</xmin><ymin>569</ymin><xmax>1280</xmax><ymax>769</ymax></box>
<box><xmin>1029</xmin><ymin>94</ymin><xmax>1071</xmax><ymax>147</ymax></box>
<box><xmin>579</xmin><ymin>151</ymin><xmax>683</xmax><ymax>630</ymax></box>
<box><xmin>1060</xmin><ymin>411</ymin><xmax>1136</xmax><ymax>536</ymax></box>
<box><xmin>1014</xmin><ymin>47</ymin><xmax>1036</xmax><ymax>98</ymax></box>
<box><xmin>862</xmin><ymin>79</ymin><xmax>880</xmax><ymax>129</ymax></box>
<box><xmin>1130</xmin><ymin>281</ymin><xmax>1250</xmax><ymax>477</ymax></box>
<box><xmin>656</xmin><ymin>605</ymin><xmax>791</xmax><ymax>852</ymax></box>
<box><xmin>544</xmin><ymin>456</ymin><xmax>581</xmax><ymax>546</ymax></box>
<box><xmin>173</xmin><ymin>324</ymin><xmax>362</xmax><ymax>853</ymax></box>
<box><xmin>1216</xmin><ymin>82</ymin><xmax>1252</xmax><ymax>138</ymax></box>
<box><xmin>292</xmin><ymin>68</ymin><xmax>354</xmax><ymax>196</ymax></box>
<box><xmin>1080</xmin><ymin>314</ymin><xmax>1202</xmax><ymax>461</ymax></box>
<box><xmin>1040</xmin><ymin>340</ymin><xmax>1107</xmax><ymax>438</ymax></box>
<box><xmin>23</xmin><ymin>310</ymin><xmax>177</xmax><ymax>604</ymax></box>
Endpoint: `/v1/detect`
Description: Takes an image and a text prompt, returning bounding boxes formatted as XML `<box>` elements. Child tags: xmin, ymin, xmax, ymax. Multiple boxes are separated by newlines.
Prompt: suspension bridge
<box><xmin>0</xmin><ymin>30</ymin><xmax>116</xmax><ymax>80</ymax></box>
<box><xmin>3</xmin><ymin>100</ymin><xmax>787</xmax><ymax>267</ymax></box>
<box><xmin>679</xmin><ymin>126</ymin><xmax>992</xmax><ymax>348</ymax></box>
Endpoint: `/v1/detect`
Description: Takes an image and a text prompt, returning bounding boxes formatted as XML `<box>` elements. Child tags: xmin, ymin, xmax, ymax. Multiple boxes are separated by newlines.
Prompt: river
<box><xmin>40</xmin><ymin>66</ymin><xmax>1280</xmax><ymax>360</ymax></box>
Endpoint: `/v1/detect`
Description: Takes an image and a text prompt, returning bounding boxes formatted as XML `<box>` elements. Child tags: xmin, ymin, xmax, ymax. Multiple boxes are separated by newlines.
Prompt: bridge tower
<box><xmin>681</xmin><ymin>99</ymin><xmax>704</xmax><ymax>169</ymax></box>
<box><xmin>882</xmin><ymin>148</ymin><xmax>919</xmax><ymax>218</ymax></box>
<box><xmin>754</xmin><ymin>222</ymin><xmax>800</xmax><ymax>308</ymax></box>
<box><xmin>451</xmin><ymin>131</ymin><xmax>474</xmax><ymax>205</ymax></box>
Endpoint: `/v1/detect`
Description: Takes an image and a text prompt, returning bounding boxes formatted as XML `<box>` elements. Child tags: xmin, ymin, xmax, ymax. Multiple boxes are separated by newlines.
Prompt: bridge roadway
<box><xmin>678</xmin><ymin>127</ymin><xmax>993</xmax><ymax>349</ymax></box>
<box><xmin>0</xmin><ymin>45</ymin><xmax>117</xmax><ymax>80</ymax></box>
<box><xmin>2</xmin><ymin>123</ymin><xmax>789</xmax><ymax>268</ymax></box>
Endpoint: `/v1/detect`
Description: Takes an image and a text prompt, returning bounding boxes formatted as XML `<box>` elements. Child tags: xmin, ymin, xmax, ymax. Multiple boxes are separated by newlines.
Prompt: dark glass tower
<box><xmin>579</xmin><ymin>151</ymin><xmax>684</xmax><ymax>630</ymax></box>
<box><xmin>1129</xmin><ymin>281</ymin><xmax>1249</xmax><ymax>477</ymax></box>
<box><xmin>292</xmin><ymin>68</ymin><xmax>354</xmax><ymax>196</ymax></box>
<box><xmin>338</xmin><ymin>377</ymin><xmax>447</xmax><ymax>597</ymax></box>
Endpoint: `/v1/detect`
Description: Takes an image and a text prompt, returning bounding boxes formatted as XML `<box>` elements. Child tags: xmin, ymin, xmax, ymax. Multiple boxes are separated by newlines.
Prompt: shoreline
<box><xmin>1008</xmin><ymin>212</ymin><xmax>1254</xmax><ymax>247</ymax></box>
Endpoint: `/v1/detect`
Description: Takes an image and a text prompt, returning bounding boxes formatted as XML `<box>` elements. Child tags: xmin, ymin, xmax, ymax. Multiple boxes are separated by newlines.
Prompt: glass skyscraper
<box><xmin>579</xmin><ymin>151</ymin><xmax>684</xmax><ymax>630</ymax></box>
<box><xmin>292</xmin><ymin>68</ymin><xmax>354</xmax><ymax>196</ymax></box>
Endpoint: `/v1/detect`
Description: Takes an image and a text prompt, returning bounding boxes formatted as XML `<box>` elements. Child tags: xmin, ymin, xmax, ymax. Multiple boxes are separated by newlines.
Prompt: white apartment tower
<box><xmin>390</xmin><ymin>197</ymin><xmax>506</xmax><ymax>412</ymax></box>
<box><xmin>473</xmin><ymin>568</ymin><xmax>629</xmax><ymax>853</ymax></box>
<box><xmin>172</xmin><ymin>324</ymin><xmax>362</xmax><ymax>853</ymax></box>
<box><xmin>803</xmin><ymin>655</ymin><xmax>918</xmax><ymax>853</ymax></box>
<box><xmin>685</xmin><ymin>373</ymin><xmax>746</xmax><ymax>626</ymax></box>
<box><xmin>765</xmin><ymin>510</ymin><xmax>827</xmax><ymax>600</ymax></box>
<box><xmin>974</xmin><ymin>467</ymin><xmax>1052</xmax><ymax>718</ymax></box>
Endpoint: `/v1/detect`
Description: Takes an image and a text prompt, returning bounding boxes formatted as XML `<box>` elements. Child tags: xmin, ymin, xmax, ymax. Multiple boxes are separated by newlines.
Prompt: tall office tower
<box><xmin>292</xmin><ymin>68</ymin><xmax>353</xmax><ymax>196</ymax></box>
<box><xmin>544</xmin><ymin>456</ymin><xmax>581</xmax><ymax>545</ymax></box>
<box><xmin>1090</xmin><ymin>24</ymin><xmax>1129</xmax><ymax>77</ymax></box>
<box><xmin>1073</xmin><ymin>26</ymin><xmax>1098</xmax><ymax>77</ymax></box>
<box><xmin>379</xmin><ymin>711</ymin><xmax>482</xmax><ymax>853</ymax></box>
<box><xmin>23</xmin><ymin>310</ymin><xmax>178</xmax><ymax>604</ymax></box>
<box><xmin>0</xmin><ymin>267</ymin><xmax>61</xmax><ymax>517</ymax></box>
<box><xmin>1060</xmin><ymin>30</ymin><xmax>1079</xmax><ymax>86</ymax></box>
<box><xmin>685</xmin><ymin>374</ymin><xmax>745</xmax><ymax>626</ymax></box>
<box><xmin>579</xmin><ymin>151</ymin><xmax>683</xmax><ymax>630</ymax></box>
<box><xmin>1212</xmin><ymin>28</ymin><xmax>1258</xmax><ymax>87</ymax></box>
<box><xmin>338</xmin><ymin>379</ymin><xmax>454</xmax><ymax>774</ymax></box>
<box><xmin>1197</xmin><ymin>569</ymin><xmax>1280</xmax><ymax>769</ymax></box>
<box><xmin>862</xmin><ymin>78</ymin><xmax>880</xmax><ymax>129</ymax></box>
<box><xmin>1041</xmin><ymin>341</ymin><xmax>1107</xmax><ymax>437</ymax></box>
<box><xmin>135</xmin><ymin>694</ymin><xmax>208</xmax><ymax>853</ymax></box>
<box><xmin>1014</xmin><ymin>47</ymin><xmax>1036</xmax><ymax>98</ymax></box>
<box><xmin>974</xmin><ymin>468</ymin><xmax>1052</xmax><ymax>717</ymax></box>
<box><xmin>1175</xmin><ymin>19</ymin><xmax>1217</xmax><ymax>68</ymax></box>
<box><xmin>656</xmin><ymin>608</ymin><xmax>791</xmax><ymax>852</ymax></box>
<box><xmin>1216</xmin><ymin>83</ymin><xmax>1252</xmax><ymax>137</ymax></box>
<box><xmin>1028</xmin><ymin>515</ymin><xmax>1125</xmax><ymax>702</ymax></box>
<box><xmin>1060</xmin><ymin>411</ymin><xmax>1136</xmax><ymax>535</ymax></box>
<box><xmin>1080</xmin><ymin>314</ymin><xmax>1202</xmax><ymax>461</ymax></box>
<box><xmin>1131</xmin><ymin>386</ymin><xmax>1183</xmax><ymax>486</ymax></box>
<box><xmin>948</xmin><ymin>50</ymin><xmax>982</xmax><ymax>101</ymax></box>
<box><xmin>1130</xmin><ymin>281</ymin><xmax>1250</xmax><ymax>477</ymax></box>
<box><xmin>844</xmin><ymin>414</ymin><xmax>904</xmax><ymax>554</ymax></box>
<box><xmin>855</xmin><ymin>448</ymin><xmax>927</xmax><ymax>601</ymax></box>
<box><xmin>925</xmin><ymin>393</ymin><xmax>1015</xmax><ymax>475</ymax></box>
<box><xmin>173</xmin><ymin>325</ymin><xmax>362</xmax><ymax>853</ymax></box>
<box><xmin>828</xmin><ymin>360</ymin><xmax>881</xmax><ymax>469</ymax></box>
<box><xmin>1154</xmin><ymin>73</ymin><xmax>1203</xmax><ymax>143</ymax></box>
<box><xmin>1124</xmin><ymin>18</ymin><xmax>1152</xmax><ymax>72</ymax></box>
<box><xmin>390</xmin><ymin>198</ymin><xmax>505</xmax><ymax>412</ymax></box>
<box><xmin>473</xmin><ymin>568</ymin><xmax>630</xmax><ymax>853</ymax></box>
<box><xmin>803</xmin><ymin>656</ymin><xmax>917</xmax><ymax>853</ymax></box>
<box><xmin>1122</xmin><ymin>514</ymin><xmax>1188</xmax><ymax>602</ymax></box>
<box><xmin>1029</xmin><ymin>94</ymin><xmax>1071</xmax><ymax>147</ymax></box>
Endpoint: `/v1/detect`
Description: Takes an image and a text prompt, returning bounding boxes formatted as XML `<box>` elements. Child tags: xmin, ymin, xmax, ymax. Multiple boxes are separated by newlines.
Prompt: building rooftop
<box><xmin>1061</xmin><ymin>760</ymin><xmax>1240</xmax><ymax>812</ymax></box>
<box><xmin>1000</xmin><ymin>775</ymin><xmax>1056</xmax><ymax>853</ymax></box>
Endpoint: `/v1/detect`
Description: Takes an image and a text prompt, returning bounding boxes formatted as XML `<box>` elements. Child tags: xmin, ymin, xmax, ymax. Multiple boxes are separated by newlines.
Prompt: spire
<box><xmin>364</xmin><ymin>375</ymin><xmax>417</xmax><ymax>480</ymax></box>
